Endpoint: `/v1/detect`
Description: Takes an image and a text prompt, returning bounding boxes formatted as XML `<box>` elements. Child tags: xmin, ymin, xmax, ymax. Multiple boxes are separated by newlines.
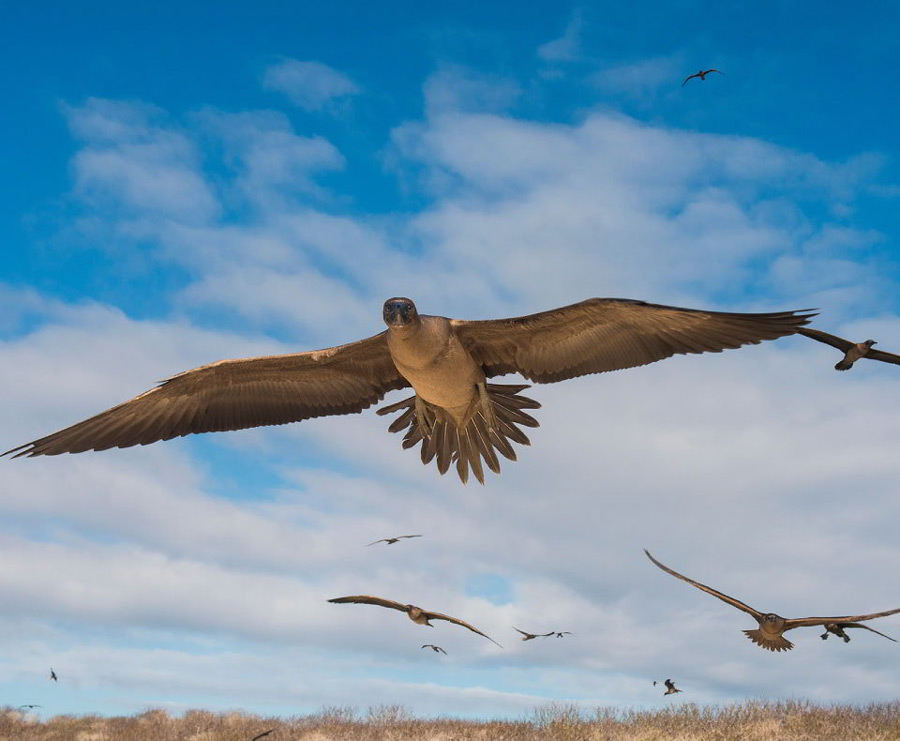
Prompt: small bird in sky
<box><xmin>18</xmin><ymin>704</ymin><xmax>42</xmax><ymax>710</ymax></box>
<box><xmin>422</xmin><ymin>644</ymin><xmax>447</xmax><ymax>654</ymax></box>
<box><xmin>514</xmin><ymin>627</ymin><xmax>555</xmax><ymax>641</ymax></box>
<box><xmin>551</xmin><ymin>631</ymin><xmax>573</xmax><ymax>638</ymax></box>
<box><xmin>328</xmin><ymin>595</ymin><xmax>502</xmax><ymax>647</ymax></box>
<box><xmin>682</xmin><ymin>69</ymin><xmax>723</xmax><ymax>86</ymax></box>
<box><xmin>821</xmin><ymin>622</ymin><xmax>897</xmax><ymax>644</ymax></box>
<box><xmin>3</xmin><ymin>298</ymin><xmax>813</xmax><ymax>484</ymax></box>
<box><xmin>49</xmin><ymin>668</ymin><xmax>58</xmax><ymax>682</ymax></box>
<box><xmin>645</xmin><ymin>549</ymin><xmax>900</xmax><ymax>652</ymax></box>
<box><xmin>658</xmin><ymin>679</ymin><xmax>682</xmax><ymax>695</ymax></box>
<box><xmin>365</xmin><ymin>534</ymin><xmax>423</xmax><ymax>547</ymax></box>
<box><xmin>249</xmin><ymin>731</ymin><xmax>275</xmax><ymax>741</ymax></box>
<box><xmin>796</xmin><ymin>327</ymin><xmax>900</xmax><ymax>370</ymax></box>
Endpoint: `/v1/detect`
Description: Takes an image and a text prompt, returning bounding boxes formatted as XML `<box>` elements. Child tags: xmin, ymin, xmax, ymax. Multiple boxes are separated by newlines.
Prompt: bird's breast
<box><xmin>387</xmin><ymin>319</ymin><xmax>484</xmax><ymax>417</ymax></box>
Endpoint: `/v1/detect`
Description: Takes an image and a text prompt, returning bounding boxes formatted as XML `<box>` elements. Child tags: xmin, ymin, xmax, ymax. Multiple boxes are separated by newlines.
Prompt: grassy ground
<box><xmin>4</xmin><ymin>700</ymin><xmax>900</xmax><ymax>740</ymax></box>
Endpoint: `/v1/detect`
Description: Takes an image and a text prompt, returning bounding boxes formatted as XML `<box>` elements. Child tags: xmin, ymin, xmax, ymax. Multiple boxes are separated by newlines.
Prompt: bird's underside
<box><xmin>3</xmin><ymin>296</ymin><xmax>815</xmax><ymax>483</ymax></box>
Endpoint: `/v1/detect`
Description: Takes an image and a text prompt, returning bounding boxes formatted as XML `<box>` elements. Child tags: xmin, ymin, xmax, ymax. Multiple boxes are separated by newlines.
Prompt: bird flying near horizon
<box><xmin>682</xmin><ymin>69</ymin><xmax>723</xmax><ymax>86</ymax></box>
<box><xmin>796</xmin><ymin>327</ymin><xmax>900</xmax><ymax>370</ymax></box>
<box><xmin>4</xmin><ymin>297</ymin><xmax>813</xmax><ymax>484</ymax></box>
<box><xmin>645</xmin><ymin>550</ymin><xmax>900</xmax><ymax>652</ymax></box>
<box><xmin>365</xmin><ymin>534</ymin><xmax>423</xmax><ymax>547</ymax></box>
<box><xmin>328</xmin><ymin>594</ymin><xmax>502</xmax><ymax>647</ymax></box>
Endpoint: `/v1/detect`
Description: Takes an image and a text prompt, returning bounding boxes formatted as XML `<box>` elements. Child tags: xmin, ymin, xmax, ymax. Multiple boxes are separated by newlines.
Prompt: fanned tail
<box><xmin>376</xmin><ymin>383</ymin><xmax>541</xmax><ymax>484</ymax></box>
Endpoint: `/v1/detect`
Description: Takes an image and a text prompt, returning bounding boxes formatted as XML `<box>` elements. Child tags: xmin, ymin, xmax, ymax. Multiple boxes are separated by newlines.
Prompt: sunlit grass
<box><xmin>4</xmin><ymin>700</ymin><xmax>900</xmax><ymax>740</ymax></box>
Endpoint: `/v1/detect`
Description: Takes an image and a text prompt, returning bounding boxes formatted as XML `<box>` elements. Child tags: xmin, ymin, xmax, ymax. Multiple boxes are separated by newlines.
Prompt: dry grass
<box><xmin>4</xmin><ymin>700</ymin><xmax>900</xmax><ymax>740</ymax></box>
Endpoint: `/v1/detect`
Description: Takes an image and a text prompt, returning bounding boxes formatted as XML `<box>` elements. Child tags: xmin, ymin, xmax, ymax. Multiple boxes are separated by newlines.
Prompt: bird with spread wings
<box><xmin>645</xmin><ymin>550</ymin><xmax>900</xmax><ymax>652</ymax></box>
<box><xmin>365</xmin><ymin>535</ymin><xmax>422</xmax><ymax>547</ymax></box>
<box><xmin>328</xmin><ymin>595</ymin><xmax>502</xmax><ymax>647</ymax></box>
<box><xmin>796</xmin><ymin>327</ymin><xmax>900</xmax><ymax>370</ymax></box>
<box><xmin>4</xmin><ymin>297</ymin><xmax>813</xmax><ymax>483</ymax></box>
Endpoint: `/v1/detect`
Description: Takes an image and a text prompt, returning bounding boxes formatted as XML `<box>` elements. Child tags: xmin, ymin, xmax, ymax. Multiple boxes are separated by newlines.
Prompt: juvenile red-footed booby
<box><xmin>4</xmin><ymin>297</ymin><xmax>814</xmax><ymax>483</ymax></box>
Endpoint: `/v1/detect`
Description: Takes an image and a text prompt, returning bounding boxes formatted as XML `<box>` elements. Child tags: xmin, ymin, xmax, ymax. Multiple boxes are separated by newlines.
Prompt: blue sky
<box><xmin>2</xmin><ymin>0</ymin><xmax>900</xmax><ymax>721</ymax></box>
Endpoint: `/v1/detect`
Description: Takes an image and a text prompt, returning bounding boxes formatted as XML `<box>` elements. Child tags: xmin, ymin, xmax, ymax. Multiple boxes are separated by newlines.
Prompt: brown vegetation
<box><xmin>4</xmin><ymin>700</ymin><xmax>900</xmax><ymax>740</ymax></box>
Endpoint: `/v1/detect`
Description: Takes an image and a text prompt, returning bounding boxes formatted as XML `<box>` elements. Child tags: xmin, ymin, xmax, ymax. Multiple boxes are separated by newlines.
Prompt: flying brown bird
<box><xmin>514</xmin><ymin>627</ymin><xmax>555</xmax><ymax>641</ymax></box>
<box><xmin>796</xmin><ymin>327</ymin><xmax>900</xmax><ymax>370</ymax></box>
<box><xmin>422</xmin><ymin>644</ymin><xmax>448</xmax><ymax>654</ymax></box>
<box><xmin>821</xmin><ymin>622</ymin><xmax>897</xmax><ymax>644</ymax></box>
<box><xmin>3</xmin><ymin>297</ymin><xmax>813</xmax><ymax>484</ymax></box>
<box><xmin>328</xmin><ymin>595</ymin><xmax>502</xmax><ymax>647</ymax></box>
<box><xmin>682</xmin><ymin>69</ymin><xmax>723</xmax><ymax>86</ymax></box>
<box><xmin>18</xmin><ymin>704</ymin><xmax>42</xmax><ymax>710</ymax></box>
<box><xmin>645</xmin><ymin>550</ymin><xmax>900</xmax><ymax>652</ymax></box>
<box><xmin>365</xmin><ymin>534</ymin><xmax>422</xmax><ymax>547</ymax></box>
<box><xmin>657</xmin><ymin>679</ymin><xmax>682</xmax><ymax>695</ymax></box>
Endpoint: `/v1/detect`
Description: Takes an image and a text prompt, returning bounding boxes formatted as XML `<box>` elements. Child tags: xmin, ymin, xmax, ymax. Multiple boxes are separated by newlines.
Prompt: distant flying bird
<box><xmin>365</xmin><ymin>534</ymin><xmax>423</xmax><ymax>547</ymax></box>
<box><xmin>645</xmin><ymin>550</ymin><xmax>900</xmax><ymax>652</ymax></box>
<box><xmin>659</xmin><ymin>679</ymin><xmax>682</xmax><ymax>695</ymax></box>
<box><xmin>514</xmin><ymin>627</ymin><xmax>555</xmax><ymax>641</ymax></box>
<box><xmin>422</xmin><ymin>644</ymin><xmax>448</xmax><ymax>654</ymax></box>
<box><xmin>821</xmin><ymin>622</ymin><xmax>897</xmax><ymax>644</ymax></box>
<box><xmin>3</xmin><ymin>297</ymin><xmax>813</xmax><ymax>484</ymax></box>
<box><xmin>796</xmin><ymin>327</ymin><xmax>900</xmax><ymax>370</ymax></box>
<box><xmin>551</xmin><ymin>631</ymin><xmax>573</xmax><ymax>638</ymax></box>
<box><xmin>49</xmin><ymin>668</ymin><xmax>57</xmax><ymax>682</ymax></box>
<box><xmin>682</xmin><ymin>69</ymin><xmax>723</xmax><ymax>86</ymax></box>
<box><xmin>328</xmin><ymin>595</ymin><xmax>502</xmax><ymax>647</ymax></box>
<box><xmin>18</xmin><ymin>704</ymin><xmax>42</xmax><ymax>710</ymax></box>
<box><xmin>249</xmin><ymin>731</ymin><xmax>275</xmax><ymax>741</ymax></box>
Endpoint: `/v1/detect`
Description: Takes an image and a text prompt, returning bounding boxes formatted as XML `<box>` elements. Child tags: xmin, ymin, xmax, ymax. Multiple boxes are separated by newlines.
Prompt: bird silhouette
<box><xmin>645</xmin><ymin>549</ymin><xmax>900</xmax><ymax>652</ymax></box>
<box><xmin>551</xmin><ymin>631</ymin><xmax>573</xmax><ymax>638</ymax></box>
<box><xmin>4</xmin><ymin>298</ymin><xmax>812</xmax><ymax>484</ymax></box>
<box><xmin>663</xmin><ymin>679</ymin><xmax>682</xmax><ymax>695</ymax></box>
<box><xmin>682</xmin><ymin>69</ymin><xmax>723</xmax><ymax>86</ymax></box>
<box><xmin>514</xmin><ymin>627</ymin><xmax>555</xmax><ymax>641</ymax></box>
<box><xmin>328</xmin><ymin>595</ymin><xmax>502</xmax><ymax>646</ymax></box>
<box><xmin>365</xmin><ymin>535</ymin><xmax>422</xmax><ymax>547</ymax></box>
<box><xmin>18</xmin><ymin>704</ymin><xmax>42</xmax><ymax>710</ymax></box>
<box><xmin>421</xmin><ymin>644</ymin><xmax>447</xmax><ymax>654</ymax></box>
<box><xmin>796</xmin><ymin>327</ymin><xmax>900</xmax><ymax>370</ymax></box>
<box><xmin>249</xmin><ymin>731</ymin><xmax>275</xmax><ymax>741</ymax></box>
<box><xmin>49</xmin><ymin>668</ymin><xmax>58</xmax><ymax>682</ymax></box>
<box><xmin>821</xmin><ymin>622</ymin><xmax>897</xmax><ymax>643</ymax></box>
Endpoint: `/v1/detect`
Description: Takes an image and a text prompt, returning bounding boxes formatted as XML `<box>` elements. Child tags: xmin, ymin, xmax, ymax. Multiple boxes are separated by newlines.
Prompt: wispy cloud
<box><xmin>262</xmin><ymin>58</ymin><xmax>360</xmax><ymax>111</ymax></box>
<box><xmin>537</xmin><ymin>10</ymin><xmax>584</xmax><ymax>63</ymax></box>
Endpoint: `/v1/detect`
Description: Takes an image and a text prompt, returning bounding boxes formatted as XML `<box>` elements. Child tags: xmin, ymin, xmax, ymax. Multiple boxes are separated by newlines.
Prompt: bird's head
<box><xmin>383</xmin><ymin>297</ymin><xmax>419</xmax><ymax>327</ymax></box>
<box><xmin>762</xmin><ymin>613</ymin><xmax>782</xmax><ymax>626</ymax></box>
<box><xmin>865</xmin><ymin>339</ymin><xmax>877</xmax><ymax>347</ymax></box>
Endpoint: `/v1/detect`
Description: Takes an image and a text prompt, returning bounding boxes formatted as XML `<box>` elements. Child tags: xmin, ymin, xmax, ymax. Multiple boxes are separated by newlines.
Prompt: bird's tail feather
<box><xmin>377</xmin><ymin>383</ymin><xmax>540</xmax><ymax>484</ymax></box>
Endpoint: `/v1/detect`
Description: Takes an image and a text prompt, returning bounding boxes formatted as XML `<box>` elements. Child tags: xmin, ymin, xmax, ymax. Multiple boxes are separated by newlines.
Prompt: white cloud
<box><xmin>537</xmin><ymin>11</ymin><xmax>584</xmax><ymax>63</ymax></box>
<box><xmin>262</xmin><ymin>59</ymin><xmax>360</xmax><ymax>111</ymax></box>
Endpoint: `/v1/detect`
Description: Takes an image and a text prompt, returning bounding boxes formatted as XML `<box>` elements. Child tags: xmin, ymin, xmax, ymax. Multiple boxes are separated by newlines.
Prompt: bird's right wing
<box><xmin>4</xmin><ymin>331</ymin><xmax>408</xmax><ymax>458</ymax></box>
<box><xmin>327</xmin><ymin>595</ymin><xmax>408</xmax><ymax>612</ymax></box>
<box><xmin>867</xmin><ymin>348</ymin><xmax>900</xmax><ymax>365</ymax></box>
<box><xmin>787</xmin><ymin>607</ymin><xmax>900</xmax><ymax>629</ymax></box>
<box><xmin>795</xmin><ymin>327</ymin><xmax>854</xmax><ymax>352</ymax></box>
<box><xmin>364</xmin><ymin>540</ymin><xmax>388</xmax><ymax>547</ymax></box>
<box><xmin>644</xmin><ymin>549</ymin><xmax>763</xmax><ymax>619</ymax></box>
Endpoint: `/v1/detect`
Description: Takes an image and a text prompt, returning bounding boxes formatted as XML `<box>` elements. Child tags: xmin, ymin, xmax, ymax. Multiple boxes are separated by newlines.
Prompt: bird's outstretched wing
<box><xmin>327</xmin><ymin>595</ymin><xmax>408</xmax><ymax>612</ymax></box>
<box><xmin>644</xmin><ymin>549</ymin><xmax>763</xmax><ymax>619</ymax></box>
<box><xmin>838</xmin><ymin>623</ymin><xmax>898</xmax><ymax>642</ymax></box>
<box><xmin>364</xmin><ymin>539</ymin><xmax>390</xmax><ymax>547</ymax></box>
<box><xmin>513</xmin><ymin>627</ymin><xmax>533</xmax><ymax>638</ymax></box>
<box><xmin>867</xmin><ymin>348</ymin><xmax>900</xmax><ymax>365</ymax></box>
<box><xmin>425</xmin><ymin>610</ymin><xmax>503</xmax><ymax>647</ymax></box>
<box><xmin>786</xmin><ymin>607</ymin><xmax>900</xmax><ymax>630</ymax></box>
<box><xmin>796</xmin><ymin>327</ymin><xmax>855</xmax><ymax>352</ymax></box>
<box><xmin>682</xmin><ymin>73</ymin><xmax>699</xmax><ymax>86</ymax></box>
<box><xmin>4</xmin><ymin>332</ymin><xmax>408</xmax><ymax>458</ymax></box>
<box><xmin>452</xmin><ymin>299</ymin><xmax>814</xmax><ymax>384</ymax></box>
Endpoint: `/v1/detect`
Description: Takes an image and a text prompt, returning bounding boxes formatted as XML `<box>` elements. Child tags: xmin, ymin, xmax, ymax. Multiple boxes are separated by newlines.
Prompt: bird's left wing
<box><xmin>426</xmin><ymin>610</ymin><xmax>503</xmax><ymax>647</ymax></box>
<box><xmin>4</xmin><ymin>331</ymin><xmax>408</xmax><ymax>458</ymax></box>
<box><xmin>328</xmin><ymin>595</ymin><xmax>408</xmax><ymax>612</ymax></box>
<box><xmin>786</xmin><ymin>607</ymin><xmax>900</xmax><ymax>630</ymax></box>
<box><xmin>867</xmin><ymin>348</ymin><xmax>900</xmax><ymax>365</ymax></box>
<box><xmin>452</xmin><ymin>299</ymin><xmax>814</xmax><ymax>384</ymax></box>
